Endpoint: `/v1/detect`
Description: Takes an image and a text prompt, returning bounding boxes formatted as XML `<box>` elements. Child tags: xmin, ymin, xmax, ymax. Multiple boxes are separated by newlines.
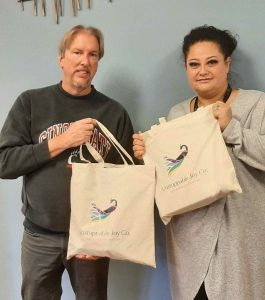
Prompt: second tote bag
<box><xmin>142</xmin><ymin>105</ymin><xmax>242</xmax><ymax>225</ymax></box>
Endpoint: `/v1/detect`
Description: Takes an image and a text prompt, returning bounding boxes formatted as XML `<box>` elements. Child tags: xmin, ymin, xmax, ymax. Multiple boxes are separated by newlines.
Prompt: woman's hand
<box><xmin>132</xmin><ymin>133</ymin><xmax>145</xmax><ymax>160</ymax></box>
<box><xmin>212</xmin><ymin>101</ymin><xmax>232</xmax><ymax>131</ymax></box>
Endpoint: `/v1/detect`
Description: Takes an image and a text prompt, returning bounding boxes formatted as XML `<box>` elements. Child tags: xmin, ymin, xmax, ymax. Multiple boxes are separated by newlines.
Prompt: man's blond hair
<box><xmin>58</xmin><ymin>25</ymin><xmax>104</xmax><ymax>59</ymax></box>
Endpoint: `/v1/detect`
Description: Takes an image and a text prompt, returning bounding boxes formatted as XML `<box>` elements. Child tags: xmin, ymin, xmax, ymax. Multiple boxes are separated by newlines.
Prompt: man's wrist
<box><xmin>48</xmin><ymin>135</ymin><xmax>68</xmax><ymax>158</ymax></box>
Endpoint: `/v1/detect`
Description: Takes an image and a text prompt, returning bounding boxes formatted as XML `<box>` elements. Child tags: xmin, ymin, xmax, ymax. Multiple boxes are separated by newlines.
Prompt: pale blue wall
<box><xmin>1</xmin><ymin>0</ymin><xmax>265</xmax><ymax>299</ymax></box>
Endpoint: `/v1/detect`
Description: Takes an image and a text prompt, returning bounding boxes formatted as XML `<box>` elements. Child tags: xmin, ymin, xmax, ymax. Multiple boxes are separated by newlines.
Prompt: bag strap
<box><xmin>80</xmin><ymin>120</ymin><xmax>134</xmax><ymax>165</ymax></box>
<box><xmin>159</xmin><ymin>117</ymin><xmax>166</xmax><ymax>124</ymax></box>
<box><xmin>80</xmin><ymin>142</ymin><xmax>104</xmax><ymax>163</ymax></box>
<box><xmin>96</xmin><ymin>120</ymin><xmax>134</xmax><ymax>165</ymax></box>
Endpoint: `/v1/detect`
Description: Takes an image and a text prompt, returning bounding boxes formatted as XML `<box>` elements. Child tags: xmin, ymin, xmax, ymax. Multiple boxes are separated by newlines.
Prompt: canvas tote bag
<box><xmin>67</xmin><ymin>121</ymin><xmax>156</xmax><ymax>267</ymax></box>
<box><xmin>142</xmin><ymin>105</ymin><xmax>242</xmax><ymax>225</ymax></box>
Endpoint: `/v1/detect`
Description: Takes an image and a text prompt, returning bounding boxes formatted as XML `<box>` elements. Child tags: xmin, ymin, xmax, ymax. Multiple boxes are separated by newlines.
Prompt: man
<box><xmin>0</xmin><ymin>25</ymin><xmax>135</xmax><ymax>300</ymax></box>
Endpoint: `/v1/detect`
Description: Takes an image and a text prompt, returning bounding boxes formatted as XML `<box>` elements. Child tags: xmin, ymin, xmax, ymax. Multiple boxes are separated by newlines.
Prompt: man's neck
<box><xmin>61</xmin><ymin>82</ymin><xmax>92</xmax><ymax>96</ymax></box>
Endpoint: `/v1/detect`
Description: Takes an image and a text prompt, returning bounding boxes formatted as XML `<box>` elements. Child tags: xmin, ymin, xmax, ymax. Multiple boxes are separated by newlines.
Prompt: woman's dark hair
<box><xmin>182</xmin><ymin>25</ymin><xmax>238</xmax><ymax>62</ymax></box>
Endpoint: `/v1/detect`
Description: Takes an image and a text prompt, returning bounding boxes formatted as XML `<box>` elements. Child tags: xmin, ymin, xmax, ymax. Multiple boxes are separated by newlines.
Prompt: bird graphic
<box><xmin>90</xmin><ymin>199</ymin><xmax>118</xmax><ymax>221</ymax></box>
<box><xmin>164</xmin><ymin>145</ymin><xmax>188</xmax><ymax>175</ymax></box>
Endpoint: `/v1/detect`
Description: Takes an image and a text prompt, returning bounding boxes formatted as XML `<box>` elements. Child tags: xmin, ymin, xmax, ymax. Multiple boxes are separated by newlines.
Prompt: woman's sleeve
<box><xmin>222</xmin><ymin>93</ymin><xmax>265</xmax><ymax>171</ymax></box>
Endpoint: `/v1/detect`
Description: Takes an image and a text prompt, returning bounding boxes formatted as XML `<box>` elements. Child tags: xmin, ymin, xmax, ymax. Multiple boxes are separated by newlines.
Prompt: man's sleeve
<box><xmin>0</xmin><ymin>93</ymin><xmax>50</xmax><ymax>179</ymax></box>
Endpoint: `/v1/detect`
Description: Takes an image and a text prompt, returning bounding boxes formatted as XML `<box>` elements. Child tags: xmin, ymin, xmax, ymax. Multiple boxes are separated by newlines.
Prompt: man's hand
<box><xmin>61</xmin><ymin>118</ymin><xmax>96</xmax><ymax>148</ymax></box>
<box><xmin>48</xmin><ymin>118</ymin><xmax>96</xmax><ymax>158</ymax></box>
<box><xmin>75</xmin><ymin>254</ymin><xmax>101</xmax><ymax>260</ymax></box>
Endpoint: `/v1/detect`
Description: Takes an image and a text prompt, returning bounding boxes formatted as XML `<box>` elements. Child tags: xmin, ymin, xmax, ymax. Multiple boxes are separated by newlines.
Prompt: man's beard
<box><xmin>73</xmin><ymin>79</ymin><xmax>90</xmax><ymax>92</ymax></box>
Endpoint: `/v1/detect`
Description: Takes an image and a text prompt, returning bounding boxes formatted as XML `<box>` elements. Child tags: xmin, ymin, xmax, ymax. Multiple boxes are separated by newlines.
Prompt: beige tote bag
<box><xmin>142</xmin><ymin>105</ymin><xmax>242</xmax><ymax>225</ymax></box>
<box><xmin>67</xmin><ymin>121</ymin><xmax>156</xmax><ymax>267</ymax></box>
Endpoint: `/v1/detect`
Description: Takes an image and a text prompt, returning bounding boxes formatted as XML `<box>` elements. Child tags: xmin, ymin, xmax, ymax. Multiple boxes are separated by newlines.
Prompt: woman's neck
<box><xmin>197</xmin><ymin>85</ymin><xmax>229</xmax><ymax>107</ymax></box>
<box><xmin>197</xmin><ymin>96</ymin><xmax>219</xmax><ymax>107</ymax></box>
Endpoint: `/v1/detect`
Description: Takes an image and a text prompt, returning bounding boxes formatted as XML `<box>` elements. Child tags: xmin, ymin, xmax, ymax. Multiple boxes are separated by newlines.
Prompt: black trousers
<box><xmin>194</xmin><ymin>282</ymin><xmax>208</xmax><ymax>300</ymax></box>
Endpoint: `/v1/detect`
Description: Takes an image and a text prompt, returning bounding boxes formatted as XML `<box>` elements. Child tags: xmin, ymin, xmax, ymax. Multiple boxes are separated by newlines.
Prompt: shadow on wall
<box><xmin>151</xmin><ymin>48</ymin><xmax>193</xmax><ymax>119</ymax></box>
<box><xmin>230</xmin><ymin>48</ymin><xmax>263</xmax><ymax>90</ymax></box>
<box><xmin>0</xmin><ymin>179</ymin><xmax>24</xmax><ymax>300</ymax></box>
<box><xmin>99</xmin><ymin>49</ymin><xmax>195</xmax><ymax>133</ymax></box>
<box><xmin>99</xmin><ymin>69</ymin><xmax>141</xmax><ymax>131</ymax></box>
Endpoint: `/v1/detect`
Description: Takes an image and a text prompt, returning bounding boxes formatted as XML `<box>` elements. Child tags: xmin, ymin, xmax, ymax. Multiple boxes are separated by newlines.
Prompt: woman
<box><xmin>133</xmin><ymin>25</ymin><xmax>265</xmax><ymax>300</ymax></box>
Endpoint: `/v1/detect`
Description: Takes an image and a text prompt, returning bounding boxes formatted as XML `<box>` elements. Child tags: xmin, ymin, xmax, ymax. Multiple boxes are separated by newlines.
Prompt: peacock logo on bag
<box><xmin>164</xmin><ymin>144</ymin><xmax>188</xmax><ymax>176</ymax></box>
<box><xmin>90</xmin><ymin>199</ymin><xmax>118</xmax><ymax>221</ymax></box>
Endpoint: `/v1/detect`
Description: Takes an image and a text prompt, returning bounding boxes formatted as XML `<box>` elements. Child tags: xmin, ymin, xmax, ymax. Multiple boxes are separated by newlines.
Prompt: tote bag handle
<box><xmin>80</xmin><ymin>142</ymin><xmax>104</xmax><ymax>163</ymax></box>
<box><xmin>80</xmin><ymin>120</ymin><xmax>134</xmax><ymax>165</ymax></box>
